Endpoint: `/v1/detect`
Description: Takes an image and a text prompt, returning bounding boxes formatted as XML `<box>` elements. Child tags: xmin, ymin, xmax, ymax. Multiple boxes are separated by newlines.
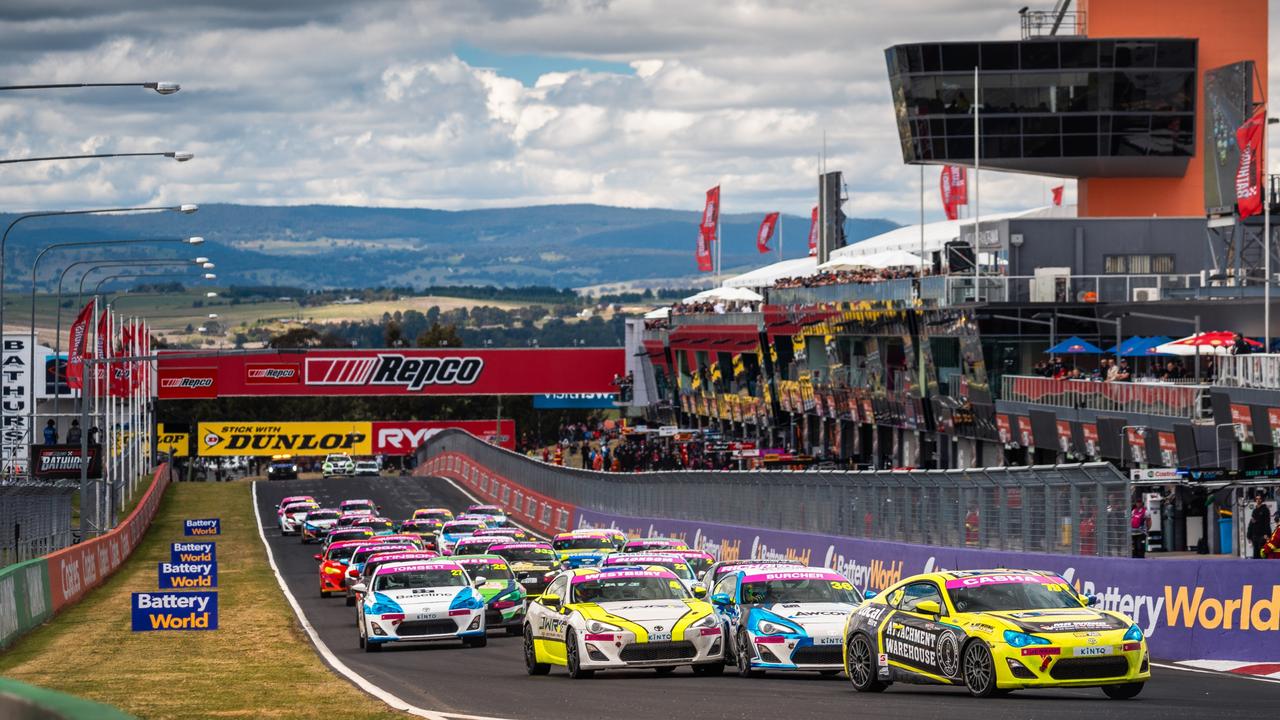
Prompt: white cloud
<box><xmin>0</xmin><ymin>0</ymin><xmax>1272</xmax><ymax>223</ymax></box>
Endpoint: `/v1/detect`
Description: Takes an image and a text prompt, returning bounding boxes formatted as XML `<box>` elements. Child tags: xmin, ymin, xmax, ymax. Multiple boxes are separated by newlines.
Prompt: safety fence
<box><xmin>415</xmin><ymin>429</ymin><xmax>1130</xmax><ymax>557</ymax></box>
<box><xmin>0</xmin><ymin>463</ymin><xmax>171</xmax><ymax>650</ymax></box>
<box><xmin>0</xmin><ymin>487</ymin><xmax>75</xmax><ymax>567</ymax></box>
<box><xmin>1001</xmin><ymin>374</ymin><xmax>1209</xmax><ymax>418</ymax></box>
<box><xmin>1215</xmin><ymin>353</ymin><xmax>1280</xmax><ymax>390</ymax></box>
<box><xmin>415</xmin><ymin>431</ymin><xmax>1275</xmax><ymax>662</ymax></box>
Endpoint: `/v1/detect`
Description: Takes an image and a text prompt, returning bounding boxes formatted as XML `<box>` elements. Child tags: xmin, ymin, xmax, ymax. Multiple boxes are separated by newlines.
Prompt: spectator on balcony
<box><xmin>1113</xmin><ymin>360</ymin><xmax>1132</xmax><ymax>382</ymax></box>
<box><xmin>1232</xmin><ymin>332</ymin><xmax>1253</xmax><ymax>356</ymax></box>
<box><xmin>1104</xmin><ymin>358</ymin><xmax>1120</xmax><ymax>382</ymax></box>
<box><xmin>1033</xmin><ymin>360</ymin><xmax>1051</xmax><ymax>377</ymax></box>
<box><xmin>1160</xmin><ymin>361</ymin><xmax>1186</xmax><ymax>381</ymax></box>
<box><xmin>1050</xmin><ymin>357</ymin><xmax>1067</xmax><ymax>379</ymax></box>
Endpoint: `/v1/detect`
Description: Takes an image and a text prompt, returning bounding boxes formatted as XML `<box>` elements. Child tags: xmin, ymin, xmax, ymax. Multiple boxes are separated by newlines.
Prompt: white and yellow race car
<box><xmin>523</xmin><ymin>566</ymin><xmax>724</xmax><ymax>678</ymax></box>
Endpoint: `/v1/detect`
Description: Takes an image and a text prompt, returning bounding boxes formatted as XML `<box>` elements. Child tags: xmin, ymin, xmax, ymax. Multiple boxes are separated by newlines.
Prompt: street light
<box><xmin>0</xmin><ymin>150</ymin><xmax>193</xmax><ymax>165</ymax></box>
<box><xmin>0</xmin><ymin>82</ymin><xmax>180</xmax><ymax>95</ymax></box>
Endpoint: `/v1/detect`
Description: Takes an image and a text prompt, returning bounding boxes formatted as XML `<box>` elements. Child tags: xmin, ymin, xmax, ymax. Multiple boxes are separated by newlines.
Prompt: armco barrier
<box><xmin>416</xmin><ymin>430</ymin><xmax>1280</xmax><ymax>662</ymax></box>
<box><xmin>0</xmin><ymin>559</ymin><xmax>51</xmax><ymax>649</ymax></box>
<box><xmin>45</xmin><ymin>464</ymin><xmax>172</xmax><ymax>612</ymax></box>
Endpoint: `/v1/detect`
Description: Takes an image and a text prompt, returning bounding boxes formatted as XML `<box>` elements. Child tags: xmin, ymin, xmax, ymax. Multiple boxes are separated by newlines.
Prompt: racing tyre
<box><xmin>358</xmin><ymin>623</ymin><xmax>366</xmax><ymax>649</ymax></box>
<box><xmin>345</xmin><ymin>593</ymin><xmax>355</xmax><ymax>607</ymax></box>
<box><xmin>735</xmin><ymin>631</ymin><xmax>763</xmax><ymax>678</ymax></box>
<box><xmin>464</xmin><ymin>635</ymin><xmax>488</xmax><ymax>648</ymax></box>
<box><xmin>1102</xmin><ymin>682</ymin><xmax>1144</xmax><ymax>700</ymax></box>
<box><xmin>846</xmin><ymin>634</ymin><xmax>887</xmax><ymax>693</ymax></box>
<box><xmin>654</xmin><ymin>666</ymin><xmax>676</xmax><ymax>675</ymax></box>
<box><xmin>692</xmin><ymin>662</ymin><xmax>725</xmax><ymax>676</ymax></box>
<box><xmin>962</xmin><ymin>641</ymin><xmax>998</xmax><ymax>698</ymax></box>
<box><xmin>320</xmin><ymin>590</ymin><xmax>330</xmax><ymax>599</ymax></box>
<box><xmin>565</xmin><ymin>629</ymin><xmax>594</xmax><ymax>679</ymax></box>
<box><xmin>524</xmin><ymin>626</ymin><xmax>550</xmax><ymax>676</ymax></box>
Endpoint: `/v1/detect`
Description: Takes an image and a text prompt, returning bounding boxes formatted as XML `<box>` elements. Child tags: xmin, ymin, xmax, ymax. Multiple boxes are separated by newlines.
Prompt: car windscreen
<box><xmin>399</xmin><ymin>522</ymin><xmax>437</xmax><ymax>532</ymax></box>
<box><xmin>352</xmin><ymin>546</ymin><xmax>413</xmax><ymax>564</ymax></box>
<box><xmin>457</xmin><ymin>561</ymin><xmax>514</xmax><ymax>581</ymax></box>
<box><xmin>284</xmin><ymin>504</ymin><xmax>317</xmax><ymax>514</ymax></box>
<box><xmin>325</xmin><ymin>545</ymin><xmax>359</xmax><ymax>562</ymax></box>
<box><xmin>572</xmin><ymin>576</ymin><xmax>689</xmax><ymax>603</ymax></box>
<box><xmin>607</xmin><ymin>558</ymin><xmax>694</xmax><ymax>580</ymax></box>
<box><xmin>444</xmin><ymin>522</ymin><xmax>482</xmax><ymax>535</ymax></box>
<box><xmin>947</xmin><ymin>580</ymin><xmax>1082</xmax><ymax>613</ymax></box>
<box><xmin>454</xmin><ymin>539</ymin><xmax>494</xmax><ymax>551</ymax></box>
<box><xmin>682</xmin><ymin>557</ymin><xmax>713</xmax><ymax>576</ymax></box>
<box><xmin>357</xmin><ymin>520</ymin><xmax>394</xmax><ymax>531</ymax></box>
<box><xmin>307</xmin><ymin>511</ymin><xmax>340</xmax><ymax>521</ymax></box>
<box><xmin>491</xmin><ymin>546</ymin><xmax>555</xmax><ymax>563</ymax></box>
<box><xmin>553</xmin><ymin>537</ymin><xmax>611</xmax><ymax>551</ymax></box>
<box><xmin>373</xmin><ymin>568</ymin><xmax>467</xmax><ymax>591</ymax></box>
<box><xmin>740</xmin><ymin>578</ymin><xmax>857</xmax><ymax>604</ymax></box>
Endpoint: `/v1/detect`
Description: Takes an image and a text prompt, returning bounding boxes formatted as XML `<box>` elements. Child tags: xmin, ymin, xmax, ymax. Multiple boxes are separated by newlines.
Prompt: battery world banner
<box><xmin>131</xmin><ymin>591</ymin><xmax>218</xmax><ymax>631</ymax></box>
<box><xmin>158</xmin><ymin>348</ymin><xmax>624</xmax><ymax>400</ymax></box>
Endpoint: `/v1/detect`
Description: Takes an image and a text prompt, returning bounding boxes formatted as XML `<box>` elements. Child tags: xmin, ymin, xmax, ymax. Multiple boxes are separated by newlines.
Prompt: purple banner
<box><xmin>575</xmin><ymin>508</ymin><xmax>1280</xmax><ymax>662</ymax></box>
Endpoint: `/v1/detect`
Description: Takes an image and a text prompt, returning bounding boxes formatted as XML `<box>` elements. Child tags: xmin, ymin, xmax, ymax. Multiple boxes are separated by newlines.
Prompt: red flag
<box><xmin>1236</xmin><ymin>105</ymin><xmax>1266</xmax><ymax>218</ymax></box>
<box><xmin>940</xmin><ymin>166</ymin><xmax>968</xmax><ymax>220</ymax></box>
<box><xmin>66</xmin><ymin>301</ymin><xmax>94</xmax><ymax>391</ymax></box>
<box><xmin>110</xmin><ymin>322</ymin><xmax>133</xmax><ymax>398</ymax></box>
<box><xmin>807</xmin><ymin>206</ymin><xmax>819</xmax><ymax>256</ymax></box>
<box><xmin>94</xmin><ymin>309</ymin><xmax>111</xmax><ymax>393</ymax></box>
<box><xmin>1051</xmin><ymin>185</ymin><xmax>1064</xmax><ymax>206</ymax></box>
<box><xmin>695</xmin><ymin>185</ymin><xmax>720</xmax><ymax>272</ymax></box>
<box><xmin>756</xmin><ymin>212</ymin><xmax>779</xmax><ymax>254</ymax></box>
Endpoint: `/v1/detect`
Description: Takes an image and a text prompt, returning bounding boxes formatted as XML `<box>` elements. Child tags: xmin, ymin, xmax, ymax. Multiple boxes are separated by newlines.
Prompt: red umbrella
<box><xmin>1154</xmin><ymin>332</ymin><xmax>1264</xmax><ymax>356</ymax></box>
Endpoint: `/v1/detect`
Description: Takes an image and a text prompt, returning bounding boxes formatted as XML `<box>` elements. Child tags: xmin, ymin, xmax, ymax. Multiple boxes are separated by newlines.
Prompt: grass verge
<box><xmin>0</xmin><ymin>480</ymin><xmax>406</xmax><ymax>720</ymax></box>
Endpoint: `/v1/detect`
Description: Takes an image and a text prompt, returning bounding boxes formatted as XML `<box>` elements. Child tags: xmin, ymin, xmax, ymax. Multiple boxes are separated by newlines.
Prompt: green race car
<box><xmin>452</xmin><ymin>554</ymin><xmax>528</xmax><ymax>635</ymax></box>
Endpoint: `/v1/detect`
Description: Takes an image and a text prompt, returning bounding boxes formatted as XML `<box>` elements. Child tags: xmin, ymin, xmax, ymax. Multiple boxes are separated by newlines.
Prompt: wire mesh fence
<box><xmin>0</xmin><ymin>486</ymin><xmax>75</xmax><ymax>567</ymax></box>
<box><xmin>418</xmin><ymin>430</ymin><xmax>1131</xmax><ymax>557</ymax></box>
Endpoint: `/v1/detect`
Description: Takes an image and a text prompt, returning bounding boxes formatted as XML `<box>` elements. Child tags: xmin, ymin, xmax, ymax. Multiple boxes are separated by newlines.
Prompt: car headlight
<box><xmin>323</xmin><ymin>566</ymin><xmax>343</xmax><ymax>575</ymax></box>
<box><xmin>587</xmin><ymin>620</ymin><xmax>623</xmax><ymax>634</ymax></box>
<box><xmin>369</xmin><ymin>601</ymin><xmax>400</xmax><ymax>615</ymax></box>
<box><xmin>1003</xmin><ymin>629</ymin><xmax>1052</xmax><ymax>648</ymax></box>
<box><xmin>1123</xmin><ymin>624</ymin><xmax>1143</xmax><ymax>642</ymax></box>
<box><xmin>691</xmin><ymin>614</ymin><xmax>717</xmax><ymax>629</ymax></box>
<box><xmin>757</xmin><ymin>620</ymin><xmax>795</xmax><ymax>636</ymax></box>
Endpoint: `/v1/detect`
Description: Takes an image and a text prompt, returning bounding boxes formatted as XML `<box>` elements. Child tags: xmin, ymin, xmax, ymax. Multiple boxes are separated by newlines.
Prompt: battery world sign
<box><xmin>158</xmin><ymin>348</ymin><xmax>623</xmax><ymax>399</ymax></box>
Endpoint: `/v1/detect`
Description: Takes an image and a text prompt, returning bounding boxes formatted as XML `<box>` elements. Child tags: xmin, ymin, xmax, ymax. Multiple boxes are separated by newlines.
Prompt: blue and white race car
<box><xmin>438</xmin><ymin>519</ymin><xmax>487</xmax><ymax>556</ymax></box>
<box><xmin>711</xmin><ymin>566</ymin><xmax>860</xmax><ymax>676</ymax></box>
<box><xmin>464</xmin><ymin>504</ymin><xmax>508</xmax><ymax>527</ymax></box>
<box><xmin>354</xmin><ymin>559</ymin><xmax>488</xmax><ymax>651</ymax></box>
<box><xmin>300</xmin><ymin>508</ymin><xmax>341</xmax><ymax>544</ymax></box>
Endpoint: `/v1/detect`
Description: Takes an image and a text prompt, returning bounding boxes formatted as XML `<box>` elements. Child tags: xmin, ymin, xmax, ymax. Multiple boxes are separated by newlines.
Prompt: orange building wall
<box><xmin>1078</xmin><ymin>0</ymin><xmax>1268</xmax><ymax>217</ymax></box>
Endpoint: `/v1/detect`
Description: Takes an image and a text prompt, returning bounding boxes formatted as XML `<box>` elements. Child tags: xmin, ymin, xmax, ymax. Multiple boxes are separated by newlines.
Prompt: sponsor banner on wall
<box><xmin>156</xmin><ymin>425</ymin><xmax>190</xmax><ymax>457</ymax></box>
<box><xmin>371</xmin><ymin>420</ymin><xmax>516</xmax><ymax>454</ymax></box>
<box><xmin>532</xmin><ymin>393</ymin><xmax>618</xmax><ymax>409</ymax></box>
<box><xmin>197</xmin><ymin>422</ymin><xmax>370</xmax><ymax>457</ymax></box>
<box><xmin>158</xmin><ymin>348</ymin><xmax>624</xmax><ymax>399</ymax></box>
<box><xmin>572</xmin><ymin>506</ymin><xmax>1280</xmax><ymax>662</ymax></box>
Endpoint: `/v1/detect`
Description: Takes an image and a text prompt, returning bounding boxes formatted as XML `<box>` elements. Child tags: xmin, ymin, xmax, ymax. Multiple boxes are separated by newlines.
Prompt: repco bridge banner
<box><xmin>158</xmin><ymin>348</ymin><xmax>624</xmax><ymax>400</ymax></box>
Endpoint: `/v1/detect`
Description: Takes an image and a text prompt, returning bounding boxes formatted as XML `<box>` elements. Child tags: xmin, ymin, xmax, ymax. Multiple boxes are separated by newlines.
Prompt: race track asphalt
<box><xmin>255</xmin><ymin>476</ymin><xmax>1278</xmax><ymax>720</ymax></box>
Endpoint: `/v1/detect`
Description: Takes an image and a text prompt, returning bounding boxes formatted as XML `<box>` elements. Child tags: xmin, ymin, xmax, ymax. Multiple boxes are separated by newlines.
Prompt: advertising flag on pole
<box><xmin>1236</xmin><ymin>105</ymin><xmax>1266</xmax><ymax>218</ymax></box>
<box><xmin>66</xmin><ymin>300</ymin><xmax>95</xmax><ymax>391</ymax></box>
<box><xmin>1051</xmin><ymin>185</ymin><xmax>1065</xmax><ymax>206</ymax></box>
<box><xmin>695</xmin><ymin>186</ymin><xmax>720</xmax><ymax>272</ymax></box>
<box><xmin>940</xmin><ymin>165</ymin><xmax>968</xmax><ymax>220</ymax></box>
<box><xmin>806</xmin><ymin>206</ymin><xmax>819</xmax><ymax>257</ymax></box>
<box><xmin>95</xmin><ymin>308</ymin><xmax>111</xmax><ymax>394</ymax></box>
<box><xmin>756</xmin><ymin>212</ymin><xmax>779</xmax><ymax>254</ymax></box>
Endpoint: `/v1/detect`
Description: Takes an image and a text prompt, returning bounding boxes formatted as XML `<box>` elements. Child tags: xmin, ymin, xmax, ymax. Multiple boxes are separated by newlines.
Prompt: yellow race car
<box><xmin>843</xmin><ymin>569</ymin><xmax>1150</xmax><ymax>699</ymax></box>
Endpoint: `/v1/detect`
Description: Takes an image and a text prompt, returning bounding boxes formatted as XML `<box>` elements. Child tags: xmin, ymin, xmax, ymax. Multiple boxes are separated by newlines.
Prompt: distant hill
<box><xmin>0</xmin><ymin>203</ymin><xmax>899</xmax><ymax>290</ymax></box>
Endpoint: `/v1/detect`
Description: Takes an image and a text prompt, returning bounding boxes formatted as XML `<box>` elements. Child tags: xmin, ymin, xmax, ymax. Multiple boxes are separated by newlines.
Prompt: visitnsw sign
<box><xmin>158</xmin><ymin>348</ymin><xmax>624</xmax><ymax>399</ymax></box>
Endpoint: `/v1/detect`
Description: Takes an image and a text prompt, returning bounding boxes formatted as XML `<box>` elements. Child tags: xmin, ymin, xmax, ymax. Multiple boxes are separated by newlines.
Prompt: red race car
<box><xmin>315</xmin><ymin>539</ymin><xmax>371</xmax><ymax>598</ymax></box>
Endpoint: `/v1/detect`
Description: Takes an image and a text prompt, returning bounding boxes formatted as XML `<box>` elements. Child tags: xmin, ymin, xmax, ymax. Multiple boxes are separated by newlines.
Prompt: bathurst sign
<box><xmin>157</xmin><ymin>348</ymin><xmax>623</xmax><ymax>399</ymax></box>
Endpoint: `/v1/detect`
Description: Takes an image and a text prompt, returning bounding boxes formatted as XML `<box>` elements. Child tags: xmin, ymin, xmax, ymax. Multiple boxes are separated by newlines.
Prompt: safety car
<box><xmin>353</xmin><ymin>460</ymin><xmax>380</xmax><ymax>477</ymax></box>
<box><xmin>266</xmin><ymin>456</ymin><xmax>299</xmax><ymax>480</ymax></box>
<box><xmin>523</xmin><ymin>566</ymin><xmax>724</xmax><ymax>678</ymax></box>
<box><xmin>842</xmin><ymin>569</ymin><xmax>1150</xmax><ymax>698</ymax></box>
<box><xmin>487</xmin><ymin>542</ymin><xmax>559</xmax><ymax>596</ymax></box>
<box><xmin>712</xmin><ymin>566</ymin><xmax>860</xmax><ymax>676</ymax></box>
<box><xmin>300</xmin><ymin>508</ymin><xmax>342</xmax><ymax>544</ymax></box>
<box><xmin>453</xmin><ymin>554</ymin><xmax>528</xmax><ymax>634</ymax></box>
<box><xmin>278</xmin><ymin>501</ymin><xmax>318</xmax><ymax>535</ymax></box>
<box><xmin>354</xmin><ymin>560</ymin><xmax>488</xmax><ymax>651</ymax></box>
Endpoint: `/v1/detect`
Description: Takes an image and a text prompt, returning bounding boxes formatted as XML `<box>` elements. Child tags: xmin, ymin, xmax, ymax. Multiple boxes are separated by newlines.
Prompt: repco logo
<box><xmin>161</xmin><ymin>377</ymin><xmax>213</xmax><ymax>388</ymax></box>
<box><xmin>248</xmin><ymin>368</ymin><xmax>295</xmax><ymax>379</ymax></box>
<box><xmin>370</xmin><ymin>355</ymin><xmax>483</xmax><ymax>391</ymax></box>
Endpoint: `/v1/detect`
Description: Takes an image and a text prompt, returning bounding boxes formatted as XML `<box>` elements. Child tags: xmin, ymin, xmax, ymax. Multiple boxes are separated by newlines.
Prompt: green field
<box><xmin>0</xmin><ymin>481</ymin><xmax>406</xmax><ymax>720</ymax></box>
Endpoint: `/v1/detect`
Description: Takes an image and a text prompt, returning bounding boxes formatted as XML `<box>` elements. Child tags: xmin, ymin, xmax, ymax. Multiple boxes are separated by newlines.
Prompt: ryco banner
<box><xmin>197</xmin><ymin>422</ymin><xmax>370</xmax><ymax>457</ymax></box>
<box><xmin>371</xmin><ymin>420</ymin><xmax>516</xmax><ymax>454</ymax></box>
<box><xmin>158</xmin><ymin>348</ymin><xmax>623</xmax><ymax>399</ymax></box>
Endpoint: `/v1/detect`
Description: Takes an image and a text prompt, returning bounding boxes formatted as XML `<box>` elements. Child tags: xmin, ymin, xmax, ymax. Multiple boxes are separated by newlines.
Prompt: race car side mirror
<box><xmin>541</xmin><ymin>594</ymin><xmax>561</xmax><ymax>609</ymax></box>
<box><xmin>313</xmin><ymin>554</ymin><xmax>322</xmax><ymax>561</ymax></box>
<box><xmin>863</xmin><ymin>589</ymin><xmax>878</xmax><ymax>600</ymax></box>
<box><xmin>473</xmin><ymin>576</ymin><xmax>488</xmax><ymax>587</ymax></box>
<box><xmin>710</xmin><ymin>592</ymin><xmax>731</xmax><ymax>606</ymax></box>
<box><xmin>915</xmin><ymin>600</ymin><xmax>942</xmax><ymax>617</ymax></box>
<box><xmin>352</xmin><ymin>583</ymin><xmax>367</xmax><ymax>593</ymax></box>
<box><xmin>691</xmin><ymin>583</ymin><xmax>708</xmax><ymax>598</ymax></box>
<box><xmin>1084</xmin><ymin>594</ymin><xmax>1099</xmax><ymax>607</ymax></box>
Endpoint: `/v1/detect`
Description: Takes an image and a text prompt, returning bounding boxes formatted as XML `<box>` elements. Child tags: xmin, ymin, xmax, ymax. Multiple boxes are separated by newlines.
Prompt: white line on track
<box><xmin>251</xmin><ymin>480</ymin><xmax>518</xmax><ymax>720</ymax></box>
<box><xmin>1151</xmin><ymin>662</ymin><xmax>1280</xmax><ymax>685</ymax></box>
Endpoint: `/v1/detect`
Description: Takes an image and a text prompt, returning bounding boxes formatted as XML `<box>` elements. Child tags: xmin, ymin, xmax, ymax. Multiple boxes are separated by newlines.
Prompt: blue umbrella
<box><xmin>1046</xmin><ymin>336</ymin><xmax>1103</xmax><ymax>355</ymax></box>
<box><xmin>1137</xmin><ymin>336</ymin><xmax>1173</xmax><ymax>357</ymax></box>
<box><xmin>1110</xmin><ymin>336</ymin><xmax>1148</xmax><ymax>356</ymax></box>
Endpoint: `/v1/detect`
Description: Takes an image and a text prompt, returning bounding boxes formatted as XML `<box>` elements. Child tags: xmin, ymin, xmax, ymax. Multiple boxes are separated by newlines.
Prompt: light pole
<box><xmin>26</xmin><ymin>237</ymin><xmax>204</xmax><ymax>452</ymax></box>
<box><xmin>0</xmin><ymin>151</ymin><xmax>192</xmax><ymax>165</ymax></box>
<box><xmin>1265</xmin><ymin>117</ymin><xmax>1278</xmax><ymax>352</ymax></box>
<box><xmin>0</xmin><ymin>82</ymin><xmax>179</xmax><ymax>94</ymax></box>
<box><xmin>99</xmin><ymin>271</ymin><xmax>216</xmax><ymax>297</ymax></box>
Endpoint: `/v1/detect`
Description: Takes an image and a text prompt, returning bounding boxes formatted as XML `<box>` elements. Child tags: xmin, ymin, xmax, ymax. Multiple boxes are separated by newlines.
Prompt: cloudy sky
<box><xmin>0</xmin><ymin>0</ymin><xmax>1274</xmax><ymax>224</ymax></box>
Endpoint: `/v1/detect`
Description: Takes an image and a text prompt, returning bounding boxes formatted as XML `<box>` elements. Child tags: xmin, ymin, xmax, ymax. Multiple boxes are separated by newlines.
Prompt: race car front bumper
<box><xmin>745</xmin><ymin>631</ymin><xmax>847</xmax><ymax>671</ymax></box>
<box><xmin>994</xmin><ymin>642</ymin><xmax>1150</xmax><ymax>689</ymax></box>
<box><xmin>576</xmin><ymin>626</ymin><xmax>724</xmax><ymax>669</ymax></box>
<box><xmin>365</xmin><ymin>608</ymin><xmax>486</xmax><ymax>645</ymax></box>
<box><xmin>319</xmin><ymin>565</ymin><xmax>348</xmax><ymax>593</ymax></box>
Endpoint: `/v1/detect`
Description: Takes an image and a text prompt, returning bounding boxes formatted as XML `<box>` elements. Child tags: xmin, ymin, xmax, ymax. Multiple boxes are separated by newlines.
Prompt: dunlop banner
<box><xmin>156</xmin><ymin>424</ymin><xmax>189</xmax><ymax>457</ymax></box>
<box><xmin>197</xmin><ymin>422</ymin><xmax>371</xmax><ymax>457</ymax></box>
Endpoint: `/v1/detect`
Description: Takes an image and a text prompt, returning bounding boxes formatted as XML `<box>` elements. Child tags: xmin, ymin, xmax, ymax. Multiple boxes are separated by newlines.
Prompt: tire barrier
<box><xmin>416</xmin><ymin>431</ymin><xmax>1280</xmax><ymax>662</ymax></box>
